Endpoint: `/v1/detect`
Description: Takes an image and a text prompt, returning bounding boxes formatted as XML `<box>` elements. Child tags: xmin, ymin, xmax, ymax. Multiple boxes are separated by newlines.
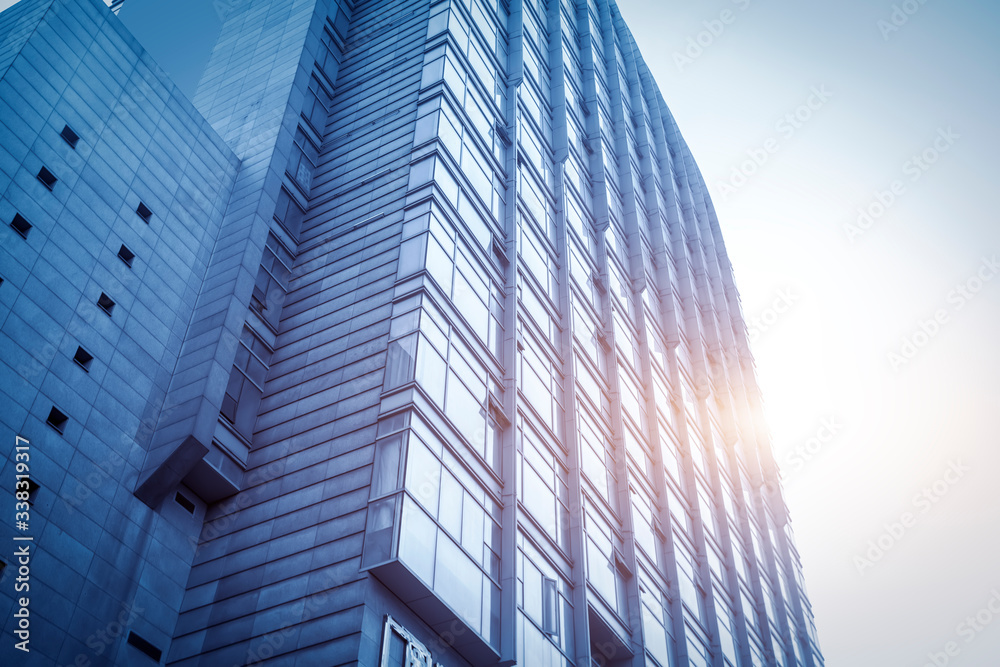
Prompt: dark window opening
<box><xmin>174</xmin><ymin>492</ymin><xmax>196</xmax><ymax>514</ymax></box>
<box><xmin>136</xmin><ymin>202</ymin><xmax>152</xmax><ymax>223</ymax></box>
<box><xmin>25</xmin><ymin>479</ymin><xmax>39</xmax><ymax>505</ymax></box>
<box><xmin>37</xmin><ymin>167</ymin><xmax>57</xmax><ymax>190</ymax></box>
<box><xmin>73</xmin><ymin>347</ymin><xmax>94</xmax><ymax>371</ymax></box>
<box><xmin>60</xmin><ymin>125</ymin><xmax>80</xmax><ymax>148</ymax></box>
<box><xmin>10</xmin><ymin>214</ymin><xmax>31</xmax><ymax>239</ymax></box>
<box><xmin>126</xmin><ymin>632</ymin><xmax>163</xmax><ymax>662</ymax></box>
<box><xmin>97</xmin><ymin>293</ymin><xmax>115</xmax><ymax>316</ymax></box>
<box><xmin>118</xmin><ymin>244</ymin><xmax>135</xmax><ymax>267</ymax></box>
<box><xmin>46</xmin><ymin>407</ymin><xmax>68</xmax><ymax>434</ymax></box>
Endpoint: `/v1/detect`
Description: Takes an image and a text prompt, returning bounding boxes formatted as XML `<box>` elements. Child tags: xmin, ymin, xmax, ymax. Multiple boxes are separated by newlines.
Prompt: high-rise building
<box><xmin>0</xmin><ymin>0</ymin><xmax>823</xmax><ymax>665</ymax></box>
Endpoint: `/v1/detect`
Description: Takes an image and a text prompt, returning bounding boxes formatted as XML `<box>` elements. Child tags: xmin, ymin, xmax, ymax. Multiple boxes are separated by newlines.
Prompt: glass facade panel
<box><xmin>585</xmin><ymin>503</ymin><xmax>628</xmax><ymax>619</ymax></box>
<box><xmin>361</xmin><ymin>412</ymin><xmax>501</xmax><ymax>648</ymax></box>
<box><xmin>639</xmin><ymin>576</ymin><xmax>673</xmax><ymax>667</ymax></box>
<box><xmin>518</xmin><ymin>418</ymin><xmax>571</xmax><ymax>550</ymax></box>
<box><xmin>220</xmin><ymin>326</ymin><xmax>272</xmax><ymax>439</ymax></box>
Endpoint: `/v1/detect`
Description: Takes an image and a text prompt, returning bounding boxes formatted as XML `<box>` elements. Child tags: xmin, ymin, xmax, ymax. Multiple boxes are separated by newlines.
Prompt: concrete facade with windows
<box><xmin>0</xmin><ymin>0</ymin><xmax>823</xmax><ymax>665</ymax></box>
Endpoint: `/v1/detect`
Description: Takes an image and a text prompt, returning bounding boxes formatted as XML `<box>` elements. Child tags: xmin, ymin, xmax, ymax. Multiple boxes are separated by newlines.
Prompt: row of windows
<box><xmin>384</xmin><ymin>292</ymin><xmax>503</xmax><ymax>470</ymax></box>
<box><xmin>438</xmin><ymin>0</ymin><xmax>510</xmax><ymax>64</ymax></box>
<box><xmin>519</xmin><ymin>167</ymin><xmax>558</xmax><ymax>244</ymax></box>
<box><xmin>518</xmin><ymin>211</ymin><xmax>559</xmax><ymax>304</ymax></box>
<box><xmin>288</xmin><ymin>127</ymin><xmax>319</xmax><ymax>197</ymax></box>
<box><xmin>639</xmin><ymin>572</ymin><xmax>674</xmax><ymax>667</ymax></box>
<box><xmin>631</xmin><ymin>483</ymin><xmax>661</xmax><ymax>569</ymax></box>
<box><xmin>575</xmin><ymin>351</ymin><xmax>610</xmax><ymax>425</ymax></box>
<box><xmin>215</xmin><ymin>41</ymin><xmax>329</xmax><ymax>439</ymax></box>
<box><xmin>519</xmin><ymin>113</ymin><xmax>555</xmax><ymax>192</ymax></box>
<box><xmin>447</xmin><ymin>0</ymin><xmax>508</xmax><ymax>103</ymax></box>
<box><xmin>518</xmin><ymin>322</ymin><xmax>565</xmax><ymax>442</ymax></box>
<box><xmin>414</xmin><ymin>95</ymin><xmax>505</xmax><ymax>228</ymax></box>
<box><xmin>220</xmin><ymin>326</ymin><xmax>272</xmax><ymax>438</ymax></box>
<box><xmin>302</xmin><ymin>74</ymin><xmax>333</xmax><ymax>138</ymax></box>
<box><xmin>571</xmin><ymin>294</ymin><xmax>606</xmax><ymax>379</ymax></box>
<box><xmin>416</xmin><ymin>90</ymin><xmax>506</xmax><ymax>170</ymax></box>
<box><xmin>564</xmin><ymin>185</ymin><xmax>597</xmax><ymax>256</ymax></box>
<box><xmin>578</xmin><ymin>396</ymin><xmax>618</xmax><ymax>514</ymax></box>
<box><xmin>584</xmin><ymin>499</ymin><xmax>629</xmax><ymax>620</ymax></box>
<box><xmin>519</xmin><ymin>80</ymin><xmax>554</xmax><ymax>153</ymax></box>
<box><xmin>520</xmin><ymin>279</ymin><xmax>560</xmax><ymax>353</ymax></box>
<box><xmin>316</xmin><ymin>19</ymin><xmax>345</xmax><ymax>88</ymax></box>
<box><xmin>373</xmin><ymin>412</ymin><xmax>502</xmax><ymax>579</ymax></box>
<box><xmin>518</xmin><ymin>416</ymin><xmax>571</xmax><ymax>551</ymax></box>
<box><xmin>364</xmin><ymin>411</ymin><xmax>502</xmax><ymax>647</ymax></box>
<box><xmin>521</xmin><ymin>0</ymin><xmax>550</xmax><ymax>71</ymax></box>
<box><xmin>220</xmin><ymin>229</ymin><xmax>296</xmax><ymax>441</ymax></box>
<box><xmin>422</xmin><ymin>33</ymin><xmax>505</xmax><ymax>124</ymax></box>
<box><xmin>517</xmin><ymin>534</ymin><xmax>575</xmax><ymax>666</ymax></box>
<box><xmin>399</xmin><ymin>208</ymin><xmax>505</xmax><ymax>360</ymax></box>
<box><xmin>408</xmin><ymin>154</ymin><xmax>505</xmax><ymax>245</ymax></box>
<box><xmin>250</xmin><ymin>233</ymin><xmax>295</xmax><ymax>330</ymax></box>
<box><xmin>274</xmin><ymin>187</ymin><xmax>306</xmax><ymax>239</ymax></box>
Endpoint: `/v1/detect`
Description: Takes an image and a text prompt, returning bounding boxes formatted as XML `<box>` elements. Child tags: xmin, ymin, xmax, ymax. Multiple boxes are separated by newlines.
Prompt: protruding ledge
<box><xmin>134</xmin><ymin>435</ymin><xmax>209</xmax><ymax>509</ymax></box>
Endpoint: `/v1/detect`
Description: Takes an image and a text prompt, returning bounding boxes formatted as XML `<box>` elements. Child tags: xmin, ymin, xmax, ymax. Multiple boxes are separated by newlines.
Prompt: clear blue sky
<box><xmin>5</xmin><ymin>0</ymin><xmax>999</xmax><ymax>663</ymax></box>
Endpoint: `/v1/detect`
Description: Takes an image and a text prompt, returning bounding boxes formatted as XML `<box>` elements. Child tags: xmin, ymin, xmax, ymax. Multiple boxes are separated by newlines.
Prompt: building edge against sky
<box><xmin>0</xmin><ymin>0</ymin><xmax>823</xmax><ymax>665</ymax></box>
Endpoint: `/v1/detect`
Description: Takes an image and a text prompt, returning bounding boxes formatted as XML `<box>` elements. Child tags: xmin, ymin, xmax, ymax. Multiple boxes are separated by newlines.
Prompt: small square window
<box><xmin>126</xmin><ymin>632</ymin><xmax>162</xmax><ymax>662</ymax></box>
<box><xmin>74</xmin><ymin>346</ymin><xmax>93</xmax><ymax>371</ymax></box>
<box><xmin>37</xmin><ymin>167</ymin><xmax>57</xmax><ymax>190</ymax></box>
<box><xmin>24</xmin><ymin>479</ymin><xmax>40</xmax><ymax>505</ymax></box>
<box><xmin>175</xmin><ymin>492</ymin><xmax>196</xmax><ymax>514</ymax></box>
<box><xmin>46</xmin><ymin>407</ymin><xmax>68</xmax><ymax>434</ymax></box>
<box><xmin>10</xmin><ymin>213</ymin><xmax>31</xmax><ymax>239</ymax></box>
<box><xmin>60</xmin><ymin>125</ymin><xmax>80</xmax><ymax>149</ymax></box>
<box><xmin>118</xmin><ymin>244</ymin><xmax>135</xmax><ymax>267</ymax></box>
<box><xmin>136</xmin><ymin>202</ymin><xmax>152</xmax><ymax>223</ymax></box>
<box><xmin>97</xmin><ymin>292</ymin><xmax>115</xmax><ymax>315</ymax></box>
